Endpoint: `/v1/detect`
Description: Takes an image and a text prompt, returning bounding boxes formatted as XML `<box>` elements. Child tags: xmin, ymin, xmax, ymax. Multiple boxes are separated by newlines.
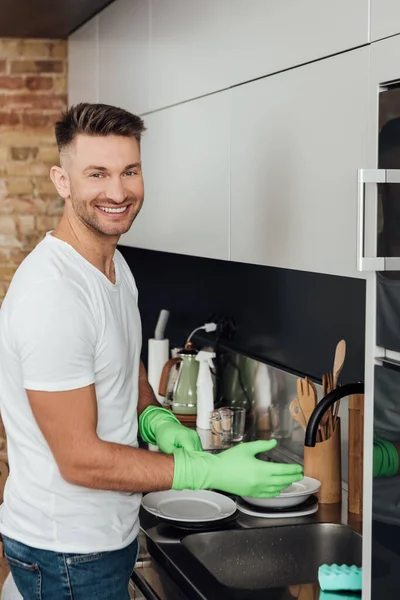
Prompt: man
<box><xmin>0</xmin><ymin>103</ymin><xmax>302</xmax><ymax>599</ymax></box>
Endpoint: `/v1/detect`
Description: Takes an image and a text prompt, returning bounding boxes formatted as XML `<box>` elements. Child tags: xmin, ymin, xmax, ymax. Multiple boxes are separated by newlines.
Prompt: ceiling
<box><xmin>0</xmin><ymin>0</ymin><xmax>114</xmax><ymax>38</ymax></box>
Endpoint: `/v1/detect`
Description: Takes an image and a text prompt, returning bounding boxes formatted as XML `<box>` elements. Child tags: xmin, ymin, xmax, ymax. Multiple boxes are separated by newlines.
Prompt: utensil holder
<box><xmin>304</xmin><ymin>418</ymin><xmax>341</xmax><ymax>504</ymax></box>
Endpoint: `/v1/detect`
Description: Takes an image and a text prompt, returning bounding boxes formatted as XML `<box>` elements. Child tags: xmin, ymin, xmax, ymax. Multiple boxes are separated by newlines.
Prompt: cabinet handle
<box><xmin>357</xmin><ymin>168</ymin><xmax>400</xmax><ymax>271</ymax></box>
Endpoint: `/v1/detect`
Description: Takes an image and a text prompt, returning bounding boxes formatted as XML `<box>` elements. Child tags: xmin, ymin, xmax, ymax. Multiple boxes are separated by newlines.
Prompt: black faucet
<box><xmin>304</xmin><ymin>382</ymin><xmax>365</xmax><ymax>447</ymax></box>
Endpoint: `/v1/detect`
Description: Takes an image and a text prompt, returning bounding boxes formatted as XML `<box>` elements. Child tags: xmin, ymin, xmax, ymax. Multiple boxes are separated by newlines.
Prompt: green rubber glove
<box><xmin>373</xmin><ymin>436</ymin><xmax>399</xmax><ymax>477</ymax></box>
<box><xmin>139</xmin><ymin>406</ymin><xmax>203</xmax><ymax>454</ymax></box>
<box><xmin>172</xmin><ymin>439</ymin><xmax>303</xmax><ymax>498</ymax></box>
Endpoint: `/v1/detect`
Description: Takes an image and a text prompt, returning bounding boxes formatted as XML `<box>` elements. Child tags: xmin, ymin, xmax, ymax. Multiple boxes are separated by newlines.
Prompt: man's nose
<box><xmin>105</xmin><ymin>177</ymin><xmax>127</xmax><ymax>203</ymax></box>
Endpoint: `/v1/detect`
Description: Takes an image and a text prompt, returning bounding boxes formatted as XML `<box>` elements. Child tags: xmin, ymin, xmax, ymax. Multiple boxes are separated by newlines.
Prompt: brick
<box><xmin>50</xmin><ymin>42</ymin><xmax>67</xmax><ymax>59</ymax></box>
<box><xmin>0</xmin><ymin>93</ymin><xmax>67</xmax><ymax>110</ymax></box>
<box><xmin>6</xmin><ymin>179</ymin><xmax>34</xmax><ymax>196</ymax></box>
<box><xmin>17</xmin><ymin>215</ymin><xmax>36</xmax><ymax>235</ymax></box>
<box><xmin>26</xmin><ymin>76</ymin><xmax>53</xmax><ymax>91</ymax></box>
<box><xmin>0</xmin><ymin>76</ymin><xmax>24</xmax><ymax>90</ymax></box>
<box><xmin>0</xmin><ymin>248</ymin><xmax>11</xmax><ymax>263</ymax></box>
<box><xmin>10</xmin><ymin>60</ymin><xmax>64</xmax><ymax>75</ymax></box>
<box><xmin>9</xmin><ymin>248</ymin><xmax>30</xmax><ymax>264</ymax></box>
<box><xmin>1</xmin><ymin>130</ymin><xmax>55</xmax><ymax>147</ymax></box>
<box><xmin>21</xmin><ymin>113</ymin><xmax>51</xmax><ymax>127</ymax></box>
<box><xmin>0</xmin><ymin>216</ymin><xmax>15</xmax><ymax>235</ymax></box>
<box><xmin>0</xmin><ymin>266</ymin><xmax>17</xmax><ymax>281</ymax></box>
<box><xmin>53</xmin><ymin>76</ymin><xmax>67</xmax><ymax>93</ymax></box>
<box><xmin>0</xmin><ymin>199</ymin><xmax>14</xmax><ymax>214</ymax></box>
<box><xmin>0</xmin><ymin>146</ymin><xmax>8</xmax><ymax>161</ymax></box>
<box><xmin>11</xmin><ymin>197</ymin><xmax>46</xmax><ymax>214</ymax></box>
<box><xmin>7</xmin><ymin>161</ymin><xmax>50</xmax><ymax>177</ymax></box>
<box><xmin>46</xmin><ymin>197</ymin><xmax>64</xmax><ymax>215</ymax></box>
<box><xmin>0</xmin><ymin>180</ymin><xmax>7</xmax><ymax>200</ymax></box>
<box><xmin>0</xmin><ymin>40</ymin><xmax>21</xmax><ymax>59</ymax></box>
<box><xmin>10</xmin><ymin>147</ymin><xmax>39</xmax><ymax>161</ymax></box>
<box><xmin>20</xmin><ymin>41</ymin><xmax>51</xmax><ymax>58</ymax></box>
<box><xmin>36</xmin><ymin>179</ymin><xmax>57</xmax><ymax>197</ymax></box>
<box><xmin>0</xmin><ymin>234</ymin><xmax>20</xmax><ymax>248</ymax></box>
<box><xmin>36</xmin><ymin>215</ymin><xmax>59</xmax><ymax>230</ymax></box>
<box><xmin>0</xmin><ymin>60</ymin><xmax>6</xmax><ymax>74</ymax></box>
<box><xmin>0</xmin><ymin>112</ymin><xmax>20</xmax><ymax>126</ymax></box>
<box><xmin>38</xmin><ymin>146</ymin><xmax>59</xmax><ymax>164</ymax></box>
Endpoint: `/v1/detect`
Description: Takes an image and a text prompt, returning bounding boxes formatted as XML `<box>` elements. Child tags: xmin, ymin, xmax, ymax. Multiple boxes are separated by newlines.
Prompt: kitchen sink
<box><xmin>182</xmin><ymin>522</ymin><xmax>362</xmax><ymax>590</ymax></box>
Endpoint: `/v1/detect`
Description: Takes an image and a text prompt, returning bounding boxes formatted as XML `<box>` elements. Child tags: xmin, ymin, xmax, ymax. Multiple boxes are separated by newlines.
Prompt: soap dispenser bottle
<box><xmin>195</xmin><ymin>350</ymin><xmax>216</xmax><ymax>430</ymax></box>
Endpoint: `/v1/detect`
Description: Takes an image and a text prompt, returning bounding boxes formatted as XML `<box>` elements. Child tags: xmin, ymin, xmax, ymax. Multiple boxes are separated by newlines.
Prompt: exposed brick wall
<box><xmin>0</xmin><ymin>38</ymin><xmax>67</xmax><ymax>306</ymax></box>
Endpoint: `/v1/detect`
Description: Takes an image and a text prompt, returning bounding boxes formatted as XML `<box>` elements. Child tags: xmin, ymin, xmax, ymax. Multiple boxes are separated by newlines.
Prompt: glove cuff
<box><xmin>172</xmin><ymin>448</ymin><xmax>217</xmax><ymax>491</ymax></box>
<box><xmin>374</xmin><ymin>436</ymin><xmax>399</xmax><ymax>477</ymax></box>
<box><xmin>139</xmin><ymin>405</ymin><xmax>181</xmax><ymax>445</ymax></box>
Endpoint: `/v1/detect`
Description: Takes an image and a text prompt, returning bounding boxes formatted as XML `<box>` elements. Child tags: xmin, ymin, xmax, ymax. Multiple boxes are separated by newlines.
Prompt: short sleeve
<box><xmin>11</xmin><ymin>279</ymin><xmax>97</xmax><ymax>392</ymax></box>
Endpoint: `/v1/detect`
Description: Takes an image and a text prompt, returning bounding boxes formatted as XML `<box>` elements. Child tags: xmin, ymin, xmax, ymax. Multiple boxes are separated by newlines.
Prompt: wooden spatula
<box><xmin>297</xmin><ymin>377</ymin><xmax>317</xmax><ymax>426</ymax></box>
<box><xmin>290</xmin><ymin>398</ymin><xmax>307</xmax><ymax>430</ymax></box>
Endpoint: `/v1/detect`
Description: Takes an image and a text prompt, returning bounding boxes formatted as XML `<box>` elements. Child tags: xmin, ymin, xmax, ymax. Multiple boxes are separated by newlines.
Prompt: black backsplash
<box><xmin>118</xmin><ymin>245</ymin><xmax>366</xmax><ymax>383</ymax></box>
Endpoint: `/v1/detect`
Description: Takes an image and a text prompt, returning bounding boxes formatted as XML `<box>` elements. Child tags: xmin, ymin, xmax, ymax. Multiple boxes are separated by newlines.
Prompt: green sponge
<box><xmin>318</xmin><ymin>564</ymin><xmax>362</xmax><ymax>592</ymax></box>
<box><xmin>320</xmin><ymin>593</ymin><xmax>361</xmax><ymax>600</ymax></box>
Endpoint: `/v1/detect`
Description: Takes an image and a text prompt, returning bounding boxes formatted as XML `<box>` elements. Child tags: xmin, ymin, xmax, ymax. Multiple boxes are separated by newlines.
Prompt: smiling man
<box><xmin>0</xmin><ymin>103</ymin><xmax>302</xmax><ymax>599</ymax></box>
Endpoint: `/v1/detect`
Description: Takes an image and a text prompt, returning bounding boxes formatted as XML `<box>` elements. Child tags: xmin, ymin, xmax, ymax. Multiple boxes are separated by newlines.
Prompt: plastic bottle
<box><xmin>195</xmin><ymin>350</ymin><xmax>216</xmax><ymax>430</ymax></box>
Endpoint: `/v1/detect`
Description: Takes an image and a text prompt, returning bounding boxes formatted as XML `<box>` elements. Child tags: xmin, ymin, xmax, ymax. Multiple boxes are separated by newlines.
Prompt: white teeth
<box><xmin>98</xmin><ymin>206</ymin><xmax>128</xmax><ymax>214</ymax></box>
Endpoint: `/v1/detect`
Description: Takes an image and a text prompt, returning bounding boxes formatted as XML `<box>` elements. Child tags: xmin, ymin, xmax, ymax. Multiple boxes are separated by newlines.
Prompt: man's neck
<box><xmin>52</xmin><ymin>215</ymin><xmax>119</xmax><ymax>283</ymax></box>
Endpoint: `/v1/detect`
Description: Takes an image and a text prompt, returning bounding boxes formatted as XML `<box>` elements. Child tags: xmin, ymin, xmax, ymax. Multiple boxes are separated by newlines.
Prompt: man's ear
<box><xmin>50</xmin><ymin>165</ymin><xmax>70</xmax><ymax>200</ymax></box>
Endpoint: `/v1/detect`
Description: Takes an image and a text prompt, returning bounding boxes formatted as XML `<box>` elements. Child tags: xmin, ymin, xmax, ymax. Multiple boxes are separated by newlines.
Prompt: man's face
<box><xmin>62</xmin><ymin>134</ymin><xmax>144</xmax><ymax>237</ymax></box>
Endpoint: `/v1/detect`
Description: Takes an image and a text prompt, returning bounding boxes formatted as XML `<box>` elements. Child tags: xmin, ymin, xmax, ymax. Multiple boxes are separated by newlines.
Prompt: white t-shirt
<box><xmin>0</xmin><ymin>233</ymin><xmax>142</xmax><ymax>553</ymax></box>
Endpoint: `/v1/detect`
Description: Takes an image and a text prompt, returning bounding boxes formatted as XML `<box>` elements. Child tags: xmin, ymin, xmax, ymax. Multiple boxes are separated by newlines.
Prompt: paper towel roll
<box><xmin>148</xmin><ymin>338</ymin><xmax>169</xmax><ymax>404</ymax></box>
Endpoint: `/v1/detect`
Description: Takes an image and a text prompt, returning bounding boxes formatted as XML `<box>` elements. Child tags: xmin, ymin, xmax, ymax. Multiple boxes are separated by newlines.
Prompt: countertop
<box><xmin>132</xmin><ymin>490</ymin><xmax>363</xmax><ymax>600</ymax></box>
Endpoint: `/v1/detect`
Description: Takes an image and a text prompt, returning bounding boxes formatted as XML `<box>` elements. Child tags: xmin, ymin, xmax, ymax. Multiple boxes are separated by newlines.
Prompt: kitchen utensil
<box><xmin>348</xmin><ymin>394</ymin><xmax>364</xmax><ymax>515</ymax></box>
<box><xmin>153</xmin><ymin>511</ymin><xmax>238</xmax><ymax>531</ymax></box>
<box><xmin>210</xmin><ymin>406</ymin><xmax>246</xmax><ymax>443</ymax></box>
<box><xmin>142</xmin><ymin>490</ymin><xmax>237</xmax><ymax>523</ymax></box>
<box><xmin>158</xmin><ymin>342</ymin><xmax>199</xmax><ymax>415</ymax></box>
<box><xmin>297</xmin><ymin>378</ymin><xmax>317</xmax><ymax>425</ymax></box>
<box><xmin>241</xmin><ymin>476</ymin><xmax>321</xmax><ymax>509</ymax></box>
<box><xmin>290</xmin><ymin>398</ymin><xmax>307</xmax><ymax>430</ymax></box>
<box><xmin>304</xmin><ymin>418</ymin><xmax>342</xmax><ymax>504</ymax></box>
<box><xmin>236</xmin><ymin>495</ymin><xmax>319</xmax><ymax>519</ymax></box>
<box><xmin>332</xmin><ymin>339</ymin><xmax>347</xmax><ymax>424</ymax></box>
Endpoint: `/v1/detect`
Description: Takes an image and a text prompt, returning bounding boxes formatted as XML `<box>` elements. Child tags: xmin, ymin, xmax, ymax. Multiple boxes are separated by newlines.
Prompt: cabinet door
<box><xmin>228</xmin><ymin>0</ymin><xmax>369</xmax><ymax>86</ymax></box>
<box><xmin>370</xmin><ymin>0</ymin><xmax>400</xmax><ymax>42</ymax></box>
<box><xmin>148</xmin><ymin>0</ymin><xmax>230</xmax><ymax>111</ymax></box>
<box><xmin>68</xmin><ymin>17</ymin><xmax>99</xmax><ymax>106</ymax></box>
<box><xmin>120</xmin><ymin>92</ymin><xmax>230</xmax><ymax>260</ymax></box>
<box><xmin>230</xmin><ymin>47</ymin><xmax>369</xmax><ymax>277</ymax></box>
<box><xmin>98</xmin><ymin>0</ymin><xmax>150</xmax><ymax>115</ymax></box>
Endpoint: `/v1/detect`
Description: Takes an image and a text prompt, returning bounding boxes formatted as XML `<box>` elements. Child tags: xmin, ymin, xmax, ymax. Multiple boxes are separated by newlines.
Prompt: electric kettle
<box><xmin>158</xmin><ymin>342</ymin><xmax>199</xmax><ymax>415</ymax></box>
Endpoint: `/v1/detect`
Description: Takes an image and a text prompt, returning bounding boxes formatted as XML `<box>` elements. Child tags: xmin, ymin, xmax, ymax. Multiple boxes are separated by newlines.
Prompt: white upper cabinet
<box><xmin>148</xmin><ymin>0</ymin><xmax>231</xmax><ymax>110</ymax></box>
<box><xmin>230</xmin><ymin>47</ymin><xmax>369</xmax><ymax>277</ymax></box>
<box><xmin>68</xmin><ymin>17</ymin><xmax>99</xmax><ymax>106</ymax></box>
<box><xmin>228</xmin><ymin>0</ymin><xmax>370</xmax><ymax>86</ymax></box>
<box><xmin>148</xmin><ymin>0</ymin><xmax>369</xmax><ymax>111</ymax></box>
<box><xmin>98</xmin><ymin>0</ymin><xmax>150</xmax><ymax>115</ymax></box>
<box><xmin>120</xmin><ymin>92</ymin><xmax>230</xmax><ymax>260</ymax></box>
<box><xmin>370</xmin><ymin>0</ymin><xmax>400</xmax><ymax>42</ymax></box>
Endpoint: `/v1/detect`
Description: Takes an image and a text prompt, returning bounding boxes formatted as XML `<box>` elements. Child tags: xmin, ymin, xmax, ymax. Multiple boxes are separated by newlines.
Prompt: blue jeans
<box><xmin>2</xmin><ymin>535</ymin><xmax>139</xmax><ymax>600</ymax></box>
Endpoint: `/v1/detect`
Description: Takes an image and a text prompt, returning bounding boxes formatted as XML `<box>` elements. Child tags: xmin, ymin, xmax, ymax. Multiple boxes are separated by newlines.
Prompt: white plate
<box><xmin>142</xmin><ymin>490</ymin><xmax>237</xmax><ymax>523</ymax></box>
<box><xmin>241</xmin><ymin>476</ymin><xmax>321</xmax><ymax>509</ymax></box>
<box><xmin>236</xmin><ymin>498</ymin><xmax>319</xmax><ymax>519</ymax></box>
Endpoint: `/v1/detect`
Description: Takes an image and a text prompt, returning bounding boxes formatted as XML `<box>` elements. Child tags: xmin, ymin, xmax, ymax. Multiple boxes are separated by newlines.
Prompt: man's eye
<box><xmin>90</xmin><ymin>173</ymin><xmax>103</xmax><ymax>178</ymax></box>
<box><xmin>124</xmin><ymin>171</ymin><xmax>137</xmax><ymax>177</ymax></box>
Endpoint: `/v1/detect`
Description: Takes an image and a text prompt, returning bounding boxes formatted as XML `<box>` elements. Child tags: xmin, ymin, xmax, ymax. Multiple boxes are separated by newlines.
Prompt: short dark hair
<box><xmin>55</xmin><ymin>103</ymin><xmax>146</xmax><ymax>152</ymax></box>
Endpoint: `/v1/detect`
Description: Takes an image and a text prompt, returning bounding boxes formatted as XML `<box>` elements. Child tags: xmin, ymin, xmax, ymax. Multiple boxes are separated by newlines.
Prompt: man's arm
<box><xmin>137</xmin><ymin>360</ymin><xmax>160</xmax><ymax>416</ymax></box>
<box><xmin>27</xmin><ymin>384</ymin><xmax>174</xmax><ymax>492</ymax></box>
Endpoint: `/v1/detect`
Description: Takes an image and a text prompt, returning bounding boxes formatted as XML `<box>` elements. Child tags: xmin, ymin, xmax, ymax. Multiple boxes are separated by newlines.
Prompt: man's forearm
<box><xmin>137</xmin><ymin>360</ymin><xmax>160</xmax><ymax>416</ymax></box>
<box><xmin>62</xmin><ymin>439</ymin><xmax>174</xmax><ymax>492</ymax></box>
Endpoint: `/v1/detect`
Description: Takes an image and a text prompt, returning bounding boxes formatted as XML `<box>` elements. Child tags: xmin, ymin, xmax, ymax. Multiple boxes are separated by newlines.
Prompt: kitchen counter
<box><xmin>132</xmin><ymin>490</ymin><xmax>363</xmax><ymax>600</ymax></box>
